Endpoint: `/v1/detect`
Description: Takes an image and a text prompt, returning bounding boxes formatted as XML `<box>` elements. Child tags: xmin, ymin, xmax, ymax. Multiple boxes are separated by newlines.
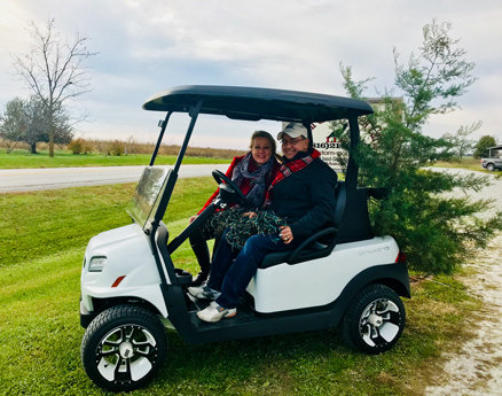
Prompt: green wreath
<box><xmin>202</xmin><ymin>208</ymin><xmax>286</xmax><ymax>250</ymax></box>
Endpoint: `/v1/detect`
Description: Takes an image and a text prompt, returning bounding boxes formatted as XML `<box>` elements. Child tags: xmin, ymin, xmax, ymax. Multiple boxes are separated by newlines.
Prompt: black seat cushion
<box><xmin>259</xmin><ymin>241</ymin><xmax>330</xmax><ymax>269</ymax></box>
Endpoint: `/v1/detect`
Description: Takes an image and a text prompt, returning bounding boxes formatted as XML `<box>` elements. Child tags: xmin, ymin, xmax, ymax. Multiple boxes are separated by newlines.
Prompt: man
<box><xmin>191</xmin><ymin>122</ymin><xmax>338</xmax><ymax>322</ymax></box>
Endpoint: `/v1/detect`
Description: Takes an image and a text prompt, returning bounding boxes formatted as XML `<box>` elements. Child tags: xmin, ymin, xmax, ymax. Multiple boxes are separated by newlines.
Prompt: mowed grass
<box><xmin>0</xmin><ymin>149</ymin><xmax>229</xmax><ymax>169</ymax></box>
<box><xmin>0</xmin><ymin>178</ymin><xmax>214</xmax><ymax>268</ymax></box>
<box><xmin>434</xmin><ymin>157</ymin><xmax>493</xmax><ymax>173</ymax></box>
<box><xmin>0</xmin><ymin>179</ymin><xmax>482</xmax><ymax>395</ymax></box>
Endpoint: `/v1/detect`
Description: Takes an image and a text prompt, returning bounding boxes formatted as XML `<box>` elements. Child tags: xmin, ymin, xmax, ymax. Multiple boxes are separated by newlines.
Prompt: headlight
<box><xmin>88</xmin><ymin>256</ymin><xmax>107</xmax><ymax>272</ymax></box>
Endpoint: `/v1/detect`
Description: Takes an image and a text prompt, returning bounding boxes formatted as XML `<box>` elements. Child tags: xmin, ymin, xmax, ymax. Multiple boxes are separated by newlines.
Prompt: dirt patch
<box><xmin>425</xmin><ymin>234</ymin><xmax>502</xmax><ymax>395</ymax></box>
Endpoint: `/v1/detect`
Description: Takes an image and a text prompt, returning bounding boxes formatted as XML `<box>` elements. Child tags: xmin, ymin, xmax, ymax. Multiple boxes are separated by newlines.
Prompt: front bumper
<box><xmin>80</xmin><ymin>298</ymin><xmax>95</xmax><ymax>329</ymax></box>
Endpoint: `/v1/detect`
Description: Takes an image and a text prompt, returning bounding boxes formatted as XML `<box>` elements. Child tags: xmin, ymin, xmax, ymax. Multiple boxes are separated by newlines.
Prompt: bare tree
<box><xmin>442</xmin><ymin>121</ymin><xmax>481</xmax><ymax>161</ymax></box>
<box><xmin>13</xmin><ymin>18</ymin><xmax>96</xmax><ymax>157</ymax></box>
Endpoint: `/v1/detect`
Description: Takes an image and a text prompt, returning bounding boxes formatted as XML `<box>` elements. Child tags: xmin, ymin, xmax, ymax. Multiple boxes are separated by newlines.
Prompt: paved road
<box><xmin>0</xmin><ymin>164</ymin><xmax>229</xmax><ymax>193</ymax></box>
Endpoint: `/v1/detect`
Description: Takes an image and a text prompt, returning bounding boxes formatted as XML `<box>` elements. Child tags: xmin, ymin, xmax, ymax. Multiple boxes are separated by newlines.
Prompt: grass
<box><xmin>433</xmin><ymin>157</ymin><xmax>492</xmax><ymax>173</ymax></box>
<box><xmin>0</xmin><ymin>149</ymin><xmax>230</xmax><ymax>169</ymax></box>
<box><xmin>0</xmin><ymin>179</ymin><xmax>482</xmax><ymax>395</ymax></box>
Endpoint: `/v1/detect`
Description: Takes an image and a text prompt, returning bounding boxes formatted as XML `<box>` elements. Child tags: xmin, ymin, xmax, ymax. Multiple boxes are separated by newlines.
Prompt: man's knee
<box><xmin>239</xmin><ymin>235</ymin><xmax>275</xmax><ymax>264</ymax></box>
<box><xmin>242</xmin><ymin>234</ymin><xmax>268</xmax><ymax>252</ymax></box>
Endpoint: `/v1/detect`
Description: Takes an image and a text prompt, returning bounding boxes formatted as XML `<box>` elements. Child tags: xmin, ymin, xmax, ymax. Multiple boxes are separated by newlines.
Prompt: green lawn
<box><xmin>0</xmin><ymin>179</ymin><xmax>481</xmax><ymax>395</ymax></box>
<box><xmin>434</xmin><ymin>157</ymin><xmax>491</xmax><ymax>173</ymax></box>
<box><xmin>0</xmin><ymin>149</ymin><xmax>230</xmax><ymax>169</ymax></box>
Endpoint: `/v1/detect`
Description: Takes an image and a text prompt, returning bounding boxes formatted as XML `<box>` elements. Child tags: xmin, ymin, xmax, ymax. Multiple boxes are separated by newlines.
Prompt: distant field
<box><xmin>0</xmin><ymin>150</ymin><xmax>231</xmax><ymax>169</ymax></box>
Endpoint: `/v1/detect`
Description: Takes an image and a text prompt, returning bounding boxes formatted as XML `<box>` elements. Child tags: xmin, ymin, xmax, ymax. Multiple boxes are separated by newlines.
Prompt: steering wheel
<box><xmin>212</xmin><ymin>170</ymin><xmax>248</xmax><ymax>206</ymax></box>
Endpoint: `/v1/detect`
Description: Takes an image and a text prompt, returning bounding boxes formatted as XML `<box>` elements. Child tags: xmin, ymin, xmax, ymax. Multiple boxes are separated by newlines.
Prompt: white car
<box><xmin>80</xmin><ymin>86</ymin><xmax>410</xmax><ymax>392</ymax></box>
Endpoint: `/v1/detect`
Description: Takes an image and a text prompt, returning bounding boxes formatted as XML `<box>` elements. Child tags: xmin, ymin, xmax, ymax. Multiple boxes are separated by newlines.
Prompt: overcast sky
<box><xmin>1</xmin><ymin>0</ymin><xmax>501</xmax><ymax>149</ymax></box>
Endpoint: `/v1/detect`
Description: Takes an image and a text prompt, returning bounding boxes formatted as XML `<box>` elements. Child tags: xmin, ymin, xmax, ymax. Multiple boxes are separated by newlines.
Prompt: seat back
<box><xmin>333</xmin><ymin>181</ymin><xmax>347</xmax><ymax>228</ymax></box>
<box><xmin>335</xmin><ymin>181</ymin><xmax>373</xmax><ymax>243</ymax></box>
<box><xmin>259</xmin><ymin>180</ymin><xmax>373</xmax><ymax>269</ymax></box>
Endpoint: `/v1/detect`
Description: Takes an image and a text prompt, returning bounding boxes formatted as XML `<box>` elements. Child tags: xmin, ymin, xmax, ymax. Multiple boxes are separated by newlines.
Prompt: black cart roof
<box><xmin>143</xmin><ymin>85</ymin><xmax>373</xmax><ymax>122</ymax></box>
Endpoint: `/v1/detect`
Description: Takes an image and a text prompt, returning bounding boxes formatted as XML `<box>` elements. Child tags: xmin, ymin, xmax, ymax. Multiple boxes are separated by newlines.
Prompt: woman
<box><xmin>189</xmin><ymin>130</ymin><xmax>280</xmax><ymax>285</ymax></box>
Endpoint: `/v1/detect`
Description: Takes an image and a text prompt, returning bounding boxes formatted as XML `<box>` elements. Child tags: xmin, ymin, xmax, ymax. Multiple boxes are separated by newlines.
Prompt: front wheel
<box><xmin>342</xmin><ymin>284</ymin><xmax>405</xmax><ymax>354</ymax></box>
<box><xmin>81</xmin><ymin>304</ymin><xmax>167</xmax><ymax>392</ymax></box>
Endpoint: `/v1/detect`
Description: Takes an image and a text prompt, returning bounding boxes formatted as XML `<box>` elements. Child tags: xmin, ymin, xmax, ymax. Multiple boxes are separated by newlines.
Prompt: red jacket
<box><xmin>198</xmin><ymin>155</ymin><xmax>279</xmax><ymax>214</ymax></box>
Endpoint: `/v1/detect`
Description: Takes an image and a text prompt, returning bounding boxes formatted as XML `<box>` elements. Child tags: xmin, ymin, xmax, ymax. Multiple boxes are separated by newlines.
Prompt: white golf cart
<box><xmin>80</xmin><ymin>85</ymin><xmax>410</xmax><ymax>392</ymax></box>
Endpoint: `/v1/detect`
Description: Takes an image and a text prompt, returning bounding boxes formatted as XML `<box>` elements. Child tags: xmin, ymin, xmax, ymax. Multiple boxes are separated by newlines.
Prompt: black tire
<box><xmin>487</xmin><ymin>163</ymin><xmax>495</xmax><ymax>171</ymax></box>
<box><xmin>81</xmin><ymin>304</ymin><xmax>167</xmax><ymax>392</ymax></box>
<box><xmin>342</xmin><ymin>284</ymin><xmax>405</xmax><ymax>354</ymax></box>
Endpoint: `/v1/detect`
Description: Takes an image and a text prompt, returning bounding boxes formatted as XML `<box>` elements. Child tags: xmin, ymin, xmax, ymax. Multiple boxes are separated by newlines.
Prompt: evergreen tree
<box><xmin>338</xmin><ymin>20</ymin><xmax>502</xmax><ymax>274</ymax></box>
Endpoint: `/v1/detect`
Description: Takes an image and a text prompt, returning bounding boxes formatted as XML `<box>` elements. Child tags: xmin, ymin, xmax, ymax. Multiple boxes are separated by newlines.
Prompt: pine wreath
<box><xmin>202</xmin><ymin>208</ymin><xmax>286</xmax><ymax>250</ymax></box>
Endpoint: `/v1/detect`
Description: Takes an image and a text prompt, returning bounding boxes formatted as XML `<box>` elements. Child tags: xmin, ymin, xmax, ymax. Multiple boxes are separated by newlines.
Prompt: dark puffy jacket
<box><xmin>270</xmin><ymin>155</ymin><xmax>337</xmax><ymax>239</ymax></box>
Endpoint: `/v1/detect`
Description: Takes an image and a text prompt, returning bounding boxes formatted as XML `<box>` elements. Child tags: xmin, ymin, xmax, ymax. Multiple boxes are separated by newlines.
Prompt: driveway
<box><xmin>425</xmin><ymin>168</ymin><xmax>502</xmax><ymax>395</ymax></box>
<box><xmin>0</xmin><ymin>164</ymin><xmax>229</xmax><ymax>193</ymax></box>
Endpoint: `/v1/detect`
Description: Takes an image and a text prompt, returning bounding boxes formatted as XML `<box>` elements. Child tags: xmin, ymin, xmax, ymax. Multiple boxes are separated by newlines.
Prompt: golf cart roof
<box><xmin>142</xmin><ymin>85</ymin><xmax>373</xmax><ymax>122</ymax></box>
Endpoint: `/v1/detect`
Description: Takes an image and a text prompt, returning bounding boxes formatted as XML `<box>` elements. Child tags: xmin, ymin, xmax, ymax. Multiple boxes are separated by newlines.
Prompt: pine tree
<box><xmin>339</xmin><ymin>20</ymin><xmax>502</xmax><ymax>273</ymax></box>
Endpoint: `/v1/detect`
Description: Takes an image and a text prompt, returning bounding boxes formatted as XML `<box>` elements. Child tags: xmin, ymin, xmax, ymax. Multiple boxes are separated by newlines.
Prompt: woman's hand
<box><xmin>279</xmin><ymin>225</ymin><xmax>294</xmax><ymax>244</ymax></box>
<box><xmin>189</xmin><ymin>215</ymin><xmax>198</xmax><ymax>224</ymax></box>
<box><xmin>242</xmin><ymin>211</ymin><xmax>258</xmax><ymax>219</ymax></box>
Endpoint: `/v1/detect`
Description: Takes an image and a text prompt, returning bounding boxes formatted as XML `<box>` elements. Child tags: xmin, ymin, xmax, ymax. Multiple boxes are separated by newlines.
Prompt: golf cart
<box><xmin>80</xmin><ymin>85</ymin><xmax>410</xmax><ymax>392</ymax></box>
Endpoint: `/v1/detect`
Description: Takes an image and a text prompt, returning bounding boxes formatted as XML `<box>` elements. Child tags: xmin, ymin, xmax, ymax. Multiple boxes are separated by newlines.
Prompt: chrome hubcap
<box><xmin>96</xmin><ymin>324</ymin><xmax>158</xmax><ymax>384</ymax></box>
<box><xmin>119</xmin><ymin>341</ymin><xmax>134</xmax><ymax>359</ymax></box>
<box><xmin>368</xmin><ymin>313</ymin><xmax>384</xmax><ymax>327</ymax></box>
<box><xmin>359</xmin><ymin>298</ymin><xmax>401</xmax><ymax>348</ymax></box>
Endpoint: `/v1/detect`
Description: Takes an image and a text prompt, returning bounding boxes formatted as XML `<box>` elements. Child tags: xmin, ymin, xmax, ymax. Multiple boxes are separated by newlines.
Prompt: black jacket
<box><xmin>270</xmin><ymin>153</ymin><xmax>337</xmax><ymax>239</ymax></box>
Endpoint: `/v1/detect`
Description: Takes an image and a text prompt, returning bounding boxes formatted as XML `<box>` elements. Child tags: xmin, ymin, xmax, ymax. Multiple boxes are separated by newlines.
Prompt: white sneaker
<box><xmin>187</xmin><ymin>285</ymin><xmax>221</xmax><ymax>300</ymax></box>
<box><xmin>197</xmin><ymin>301</ymin><xmax>237</xmax><ymax>323</ymax></box>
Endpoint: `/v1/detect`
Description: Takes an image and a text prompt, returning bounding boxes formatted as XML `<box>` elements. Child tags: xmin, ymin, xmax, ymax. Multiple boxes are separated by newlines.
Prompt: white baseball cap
<box><xmin>277</xmin><ymin>122</ymin><xmax>308</xmax><ymax>140</ymax></box>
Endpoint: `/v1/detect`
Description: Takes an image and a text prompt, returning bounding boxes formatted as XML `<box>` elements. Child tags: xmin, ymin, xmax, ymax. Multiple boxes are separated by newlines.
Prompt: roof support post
<box><xmin>346</xmin><ymin>115</ymin><xmax>360</xmax><ymax>191</ymax></box>
<box><xmin>150</xmin><ymin>111</ymin><xmax>172</xmax><ymax>166</ymax></box>
<box><xmin>304</xmin><ymin>122</ymin><xmax>314</xmax><ymax>150</ymax></box>
<box><xmin>151</xmin><ymin>100</ymin><xmax>204</xmax><ymax>231</ymax></box>
<box><xmin>173</xmin><ymin>100</ymin><xmax>203</xmax><ymax>175</ymax></box>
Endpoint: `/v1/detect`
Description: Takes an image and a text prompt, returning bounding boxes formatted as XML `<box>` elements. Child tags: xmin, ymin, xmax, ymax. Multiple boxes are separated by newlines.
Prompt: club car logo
<box><xmin>358</xmin><ymin>246</ymin><xmax>391</xmax><ymax>256</ymax></box>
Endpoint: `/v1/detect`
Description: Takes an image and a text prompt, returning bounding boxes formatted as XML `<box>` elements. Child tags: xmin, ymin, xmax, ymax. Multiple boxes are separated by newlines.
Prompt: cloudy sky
<box><xmin>1</xmin><ymin>0</ymin><xmax>501</xmax><ymax>149</ymax></box>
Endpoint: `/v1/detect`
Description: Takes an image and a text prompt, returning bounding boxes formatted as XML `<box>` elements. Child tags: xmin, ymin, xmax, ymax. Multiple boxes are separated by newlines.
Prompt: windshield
<box><xmin>127</xmin><ymin>166</ymin><xmax>171</xmax><ymax>230</ymax></box>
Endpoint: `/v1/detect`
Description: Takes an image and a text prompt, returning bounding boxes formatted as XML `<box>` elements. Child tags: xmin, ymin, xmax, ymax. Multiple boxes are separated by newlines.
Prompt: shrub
<box><xmin>68</xmin><ymin>138</ymin><xmax>83</xmax><ymax>154</ymax></box>
<box><xmin>108</xmin><ymin>140</ymin><xmax>124</xmax><ymax>156</ymax></box>
<box><xmin>68</xmin><ymin>138</ymin><xmax>93</xmax><ymax>154</ymax></box>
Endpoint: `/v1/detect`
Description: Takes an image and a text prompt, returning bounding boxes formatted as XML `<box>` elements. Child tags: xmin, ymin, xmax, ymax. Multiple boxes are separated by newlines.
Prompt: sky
<box><xmin>0</xmin><ymin>0</ymin><xmax>501</xmax><ymax>150</ymax></box>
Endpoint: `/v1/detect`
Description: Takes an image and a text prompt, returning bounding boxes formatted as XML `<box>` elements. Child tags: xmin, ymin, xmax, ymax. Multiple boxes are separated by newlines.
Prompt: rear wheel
<box><xmin>342</xmin><ymin>284</ymin><xmax>405</xmax><ymax>354</ymax></box>
<box><xmin>487</xmin><ymin>163</ymin><xmax>495</xmax><ymax>171</ymax></box>
<box><xmin>81</xmin><ymin>304</ymin><xmax>167</xmax><ymax>392</ymax></box>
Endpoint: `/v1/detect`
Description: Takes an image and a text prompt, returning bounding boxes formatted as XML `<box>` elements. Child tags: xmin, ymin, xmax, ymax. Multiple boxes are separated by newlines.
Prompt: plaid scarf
<box><xmin>231</xmin><ymin>152</ymin><xmax>274</xmax><ymax>208</ymax></box>
<box><xmin>263</xmin><ymin>149</ymin><xmax>321</xmax><ymax>207</ymax></box>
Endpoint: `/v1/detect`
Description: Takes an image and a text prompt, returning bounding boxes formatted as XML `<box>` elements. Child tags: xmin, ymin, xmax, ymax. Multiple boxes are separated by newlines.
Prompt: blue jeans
<box><xmin>208</xmin><ymin>231</ymin><xmax>295</xmax><ymax>308</ymax></box>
